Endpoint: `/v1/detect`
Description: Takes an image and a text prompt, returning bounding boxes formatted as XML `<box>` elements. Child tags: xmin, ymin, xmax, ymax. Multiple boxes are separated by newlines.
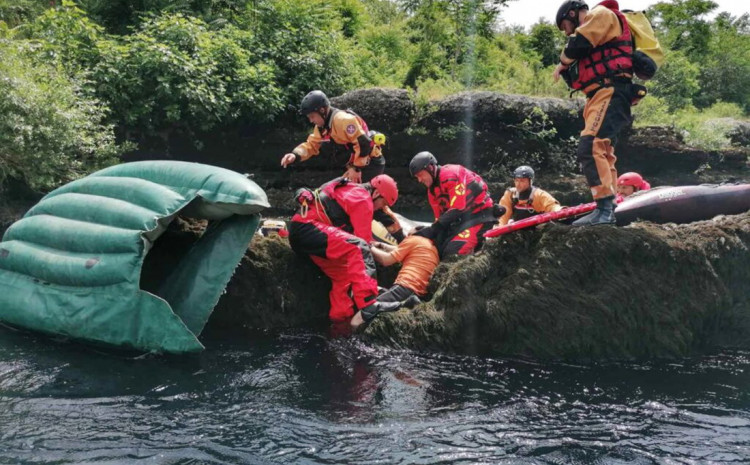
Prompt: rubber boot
<box><xmin>402</xmin><ymin>295</ymin><xmax>421</xmax><ymax>309</ymax></box>
<box><xmin>361</xmin><ymin>300</ymin><xmax>404</xmax><ymax>323</ymax></box>
<box><xmin>352</xmin><ymin>295</ymin><xmax>423</xmax><ymax>331</ymax></box>
<box><xmin>572</xmin><ymin>196</ymin><xmax>617</xmax><ymax>226</ymax></box>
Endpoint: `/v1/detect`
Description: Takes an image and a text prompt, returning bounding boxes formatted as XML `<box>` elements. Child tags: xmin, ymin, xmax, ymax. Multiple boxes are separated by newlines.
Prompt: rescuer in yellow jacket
<box><xmin>497</xmin><ymin>166</ymin><xmax>562</xmax><ymax>226</ymax></box>
<box><xmin>280</xmin><ymin>90</ymin><xmax>385</xmax><ymax>183</ymax></box>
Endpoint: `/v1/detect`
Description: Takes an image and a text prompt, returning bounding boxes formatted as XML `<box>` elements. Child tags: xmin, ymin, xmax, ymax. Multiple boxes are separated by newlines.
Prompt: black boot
<box><xmin>572</xmin><ymin>196</ymin><xmax>617</xmax><ymax>226</ymax></box>
<box><xmin>361</xmin><ymin>300</ymin><xmax>404</xmax><ymax>323</ymax></box>
<box><xmin>402</xmin><ymin>294</ymin><xmax>421</xmax><ymax>309</ymax></box>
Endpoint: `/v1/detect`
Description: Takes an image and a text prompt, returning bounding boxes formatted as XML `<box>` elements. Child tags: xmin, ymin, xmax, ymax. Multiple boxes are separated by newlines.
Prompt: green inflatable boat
<box><xmin>0</xmin><ymin>161</ymin><xmax>269</xmax><ymax>353</ymax></box>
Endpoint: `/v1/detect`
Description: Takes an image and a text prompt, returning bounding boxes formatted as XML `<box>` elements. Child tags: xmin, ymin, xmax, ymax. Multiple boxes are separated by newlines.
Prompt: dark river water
<box><xmin>1</xmin><ymin>324</ymin><xmax>749</xmax><ymax>465</ymax></box>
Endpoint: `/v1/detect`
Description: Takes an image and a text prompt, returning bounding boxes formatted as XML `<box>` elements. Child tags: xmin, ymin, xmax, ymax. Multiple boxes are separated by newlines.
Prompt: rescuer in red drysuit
<box><xmin>289</xmin><ymin>175</ymin><xmax>404</xmax><ymax>321</ymax></box>
<box><xmin>408</xmin><ymin>151</ymin><xmax>503</xmax><ymax>257</ymax></box>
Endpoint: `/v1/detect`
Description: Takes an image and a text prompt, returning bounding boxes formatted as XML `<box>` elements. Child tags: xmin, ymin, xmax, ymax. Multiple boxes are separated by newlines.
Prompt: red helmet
<box><xmin>370</xmin><ymin>174</ymin><xmax>398</xmax><ymax>207</ymax></box>
<box><xmin>617</xmin><ymin>172</ymin><xmax>644</xmax><ymax>188</ymax></box>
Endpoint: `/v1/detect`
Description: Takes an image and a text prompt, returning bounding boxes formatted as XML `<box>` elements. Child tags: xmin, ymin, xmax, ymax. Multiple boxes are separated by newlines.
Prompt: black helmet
<box><xmin>299</xmin><ymin>90</ymin><xmax>330</xmax><ymax>115</ymax></box>
<box><xmin>556</xmin><ymin>0</ymin><xmax>588</xmax><ymax>30</ymax></box>
<box><xmin>513</xmin><ymin>165</ymin><xmax>535</xmax><ymax>180</ymax></box>
<box><xmin>409</xmin><ymin>151</ymin><xmax>438</xmax><ymax>177</ymax></box>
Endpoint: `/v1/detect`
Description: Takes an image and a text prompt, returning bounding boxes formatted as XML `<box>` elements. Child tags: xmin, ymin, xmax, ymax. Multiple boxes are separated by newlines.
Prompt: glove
<box><xmin>436</xmin><ymin>209</ymin><xmax>462</xmax><ymax>227</ymax></box>
<box><xmin>492</xmin><ymin>204</ymin><xmax>507</xmax><ymax>218</ymax></box>
<box><xmin>412</xmin><ymin>223</ymin><xmax>442</xmax><ymax>240</ymax></box>
<box><xmin>293</xmin><ymin>188</ymin><xmax>314</xmax><ymax>205</ymax></box>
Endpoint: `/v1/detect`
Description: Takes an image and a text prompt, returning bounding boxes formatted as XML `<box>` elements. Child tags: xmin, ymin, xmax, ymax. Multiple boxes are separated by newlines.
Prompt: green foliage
<box><xmin>22</xmin><ymin>1</ymin><xmax>105</xmax><ymax>74</ymax></box>
<box><xmin>0</xmin><ymin>40</ymin><xmax>124</xmax><ymax>191</ymax></box>
<box><xmin>91</xmin><ymin>13</ymin><xmax>283</xmax><ymax>136</ymax></box>
<box><xmin>76</xmin><ymin>0</ymin><xmax>249</xmax><ymax>34</ymax></box>
<box><xmin>522</xmin><ymin>22</ymin><xmax>565</xmax><ymax>67</ymax></box>
<box><xmin>633</xmin><ymin>97</ymin><xmax>746</xmax><ymax>150</ymax></box>
<box><xmin>243</xmin><ymin>0</ymin><xmax>360</xmax><ymax>103</ymax></box>
<box><xmin>650</xmin><ymin>0</ymin><xmax>718</xmax><ymax>57</ymax></box>
<box><xmin>437</xmin><ymin>122</ymin><xmax>472</xmax><ymax>141</ymax></box>
<box><xmin>0</xmin><ymin>0</ymin><xmax>48</xmax><ymax>28</ymax></box>
<box><xmin>693</xmin><ymin>13</ymin><xmax>750</xmax><ymax>112</ymax></box>
<box><xmin>648</xmin><ymin>50</ymin><xmax>700</xmax><ymax>111</ymax></box>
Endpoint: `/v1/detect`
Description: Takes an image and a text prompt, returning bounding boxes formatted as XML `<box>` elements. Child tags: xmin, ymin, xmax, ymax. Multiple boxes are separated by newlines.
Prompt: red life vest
<box><xmin>572</xmin><ymin>4</ymin><xmax>633</xmax><ymax>93</ymax></box>
<box><xmin>427</xmin><ymin>164</ymin><xmax>493</xmax><ymax>221</ymax></box>
<box><xmin>296</xmin><ymin>178</ymin><xmax>374</xmax><ymax>242</ymax></box>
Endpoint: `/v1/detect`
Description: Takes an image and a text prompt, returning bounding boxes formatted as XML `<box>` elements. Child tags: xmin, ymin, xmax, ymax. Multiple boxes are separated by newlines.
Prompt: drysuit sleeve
<box><xmin>534</xmin><ymin>189</ymin><xmax>563</xmax><ymax>213</ymax></box>
<box><xmin>292</xmin><ymin>125</ymin><xmax>325</xmax><ymax>162</ymax></box>
<box><xmin>498</xmin><ymin>190</ymin><xmax>514</xmax><ymax>226</ymax></box>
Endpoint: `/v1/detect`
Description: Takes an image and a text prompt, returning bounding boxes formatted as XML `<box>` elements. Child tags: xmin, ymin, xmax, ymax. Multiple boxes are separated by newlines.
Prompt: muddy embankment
<box><xmin>2</xmin><ymin>88</ymin><xmax>749</xmax><ymax>360</ymax></box>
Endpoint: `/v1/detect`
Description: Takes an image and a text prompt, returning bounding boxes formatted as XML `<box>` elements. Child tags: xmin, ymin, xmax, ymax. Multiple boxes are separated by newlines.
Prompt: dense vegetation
<box><xmin>0</xmin><ymin>0</ymin><xmax>748</xmax><ymax>190</ymax></box>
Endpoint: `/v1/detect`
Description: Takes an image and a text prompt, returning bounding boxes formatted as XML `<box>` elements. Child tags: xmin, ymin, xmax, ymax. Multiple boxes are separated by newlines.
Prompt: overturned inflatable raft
<box><xmin>0</xmin><ymin>161</ymin><xmax>268</xmax><ymax>353</ymax></box>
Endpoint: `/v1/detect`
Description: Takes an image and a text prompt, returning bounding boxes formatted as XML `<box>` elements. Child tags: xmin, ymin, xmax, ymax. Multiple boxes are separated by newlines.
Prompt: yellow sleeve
<box><xmin>498</xmin><ymin>190</ymin><xmax>513</xmax><ymax>226</ymax></box>
<box><xmin>534</xmin><ymin>189</ymin><xmax>562</xmax><ymax>213</ymax></box>
<box><xmin>576</xmin><ymin>6</ymin><xmax>622</xmax><ymax>48</ymax></box>
<box><xmin>292</xmin><ymin>126</ymin><xmax>324</xmax><ymax>162</ymax></box>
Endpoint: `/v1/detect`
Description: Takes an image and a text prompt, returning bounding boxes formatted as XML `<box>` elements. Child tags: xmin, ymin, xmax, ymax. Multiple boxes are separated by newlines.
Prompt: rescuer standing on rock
<box><xmin>553</xmin><ymin>0</ymin><xmax>637</xmax><ymax>226</ymax></box>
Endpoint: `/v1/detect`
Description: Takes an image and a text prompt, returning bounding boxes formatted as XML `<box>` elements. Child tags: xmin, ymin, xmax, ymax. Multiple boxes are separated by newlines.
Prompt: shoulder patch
<box><xmin>346</xmin><ymin>124</ymin><xmax>356</xmax><ymax>135</ymax></box>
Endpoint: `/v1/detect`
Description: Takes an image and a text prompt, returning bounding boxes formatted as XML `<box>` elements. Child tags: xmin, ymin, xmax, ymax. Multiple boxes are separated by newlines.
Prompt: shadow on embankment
<box><xmin>209</xmin><ymin>212</ymin><xmax>750</xmax><ymax>361</ymax></box>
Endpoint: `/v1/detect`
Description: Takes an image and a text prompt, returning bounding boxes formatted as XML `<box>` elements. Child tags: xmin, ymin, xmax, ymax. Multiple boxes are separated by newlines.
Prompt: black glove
<box><xmin>436</xmin><ymin>209</ymin><xmax>462</xmax><ymax>228</ymax></box>
<box><xmin>492</xmin><ymin>204</ymin><xmax>506</xmax><ymax>218</ymax></box>
<box><xmin>412</xmin><ymin>223</ymin><xmax>440</xmax><ymax>240</ymax></box>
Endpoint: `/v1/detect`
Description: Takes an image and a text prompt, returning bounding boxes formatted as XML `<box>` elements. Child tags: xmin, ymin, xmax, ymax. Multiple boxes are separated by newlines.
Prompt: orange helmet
<box><xmin>370</xmin><ymin>174</ymin><xmax>398</xmax><ymax>207</ymax></box>
<box><xmin>617</xmin><ymin>172</ymin><xmax>644</xmax><ymax>188</ymax></box>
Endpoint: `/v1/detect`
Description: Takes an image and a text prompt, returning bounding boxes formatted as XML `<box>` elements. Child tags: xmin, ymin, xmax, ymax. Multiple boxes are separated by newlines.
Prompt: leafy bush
<box><xmin>91</xmin><ymin>13</ymin><xmax>283</xmax><ymax>136</ymax></box>
<box><xmin>242</xmin><ymin>0</ymin><xmax>360</xmax><ymax>105</ymax></box>
<box><xmin>0</xmin><ymin>41</ymin><xmax>124</xmax><ymax>191</ymax></box>
<box><xmin>633</xmin><ymin>97</ymin><xmax>747</xmax><ymax>149</ymax></box>
<box><xmin>648</xmin><ymin>50</ymin><xmax>700</xmax><ymax>112</ymax></box>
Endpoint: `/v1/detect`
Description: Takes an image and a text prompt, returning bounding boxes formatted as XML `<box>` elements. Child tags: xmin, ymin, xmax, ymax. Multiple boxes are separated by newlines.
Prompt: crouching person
<box><xmin>409</xmin><ymin>151</ymin><xmax>503</xmax><ymax>258</ymax></box>
<box><xmin>350</xmin><ymin>235</ymin><xmax>439</xmax><ymax>330</ymax></box>
<box><xmin>289</xmin><ymin>175</ymin><xmax>402</xmax><ymax>323</ymax></box>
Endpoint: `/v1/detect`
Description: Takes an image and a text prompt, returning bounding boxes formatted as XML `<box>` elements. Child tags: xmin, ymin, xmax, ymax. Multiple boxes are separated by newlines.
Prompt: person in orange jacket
<box><xmin>497</xmin><ymin>166</ymin><xmax>562</xmax><ymax>226</ymax></box>
<box><xmin>289</xmin><ymin>175</ymin><xmax>404</xmax><ymax>322</ymax></box>
<box><xmin>280</xmin><ymin>90</ymin><xmax>385</xmax><ymax>184</ymax></box>
<box><xmin>350</xmin><ymin>235</ymin><xmax>438</xmax><ymax>330</ymax></box>
<box><xmin>553</xmin><ymin>0</ymin><xmax>638</xmax><ymax>226</ymax></box>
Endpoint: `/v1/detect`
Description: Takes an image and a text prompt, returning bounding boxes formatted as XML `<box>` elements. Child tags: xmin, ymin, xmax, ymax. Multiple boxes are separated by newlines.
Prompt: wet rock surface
<box><xmin>202</xmin><ymin>211</ymin><xmax>750</xmax><ymax>361</ymax></box>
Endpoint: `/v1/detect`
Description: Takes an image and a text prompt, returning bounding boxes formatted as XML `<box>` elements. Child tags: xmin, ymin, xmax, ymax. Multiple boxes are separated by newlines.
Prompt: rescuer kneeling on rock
<box><xmin>289</xmin><ymin>175</ymin><xmax>405</xmax><ymax>322</ymax></box>
<box><xmin>408</xmin><ymin>151</ymin><xmax>503</xmax><ymax>258</ymax></box>
<box><xmin>497</xmin><ymin>165</ymin><xmax>562</xmax><ymax>226</ymax></box>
